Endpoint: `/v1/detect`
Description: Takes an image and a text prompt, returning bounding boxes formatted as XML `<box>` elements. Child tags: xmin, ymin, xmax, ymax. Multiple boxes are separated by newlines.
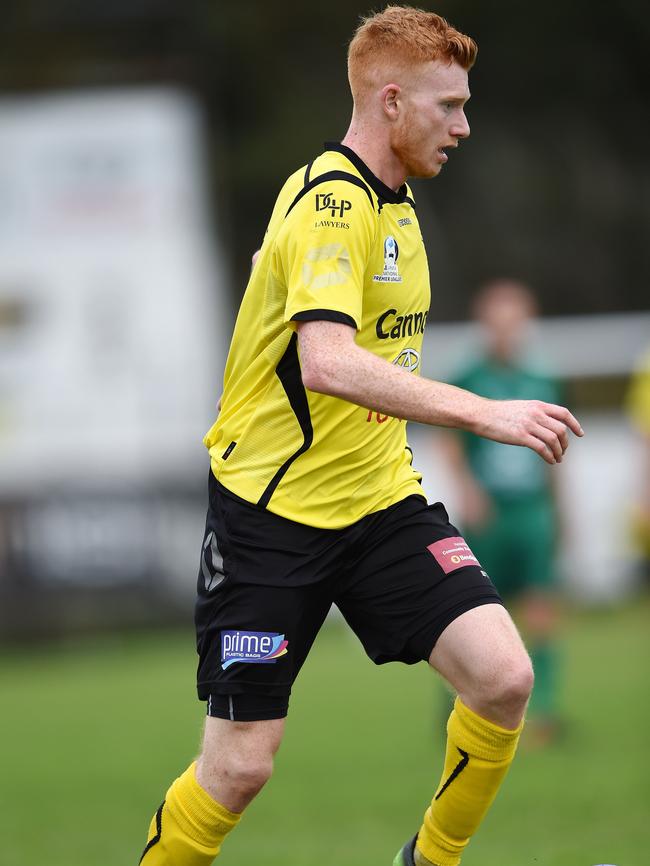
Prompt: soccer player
<box><xmin>441</xmin><ymin>280</ymin><xmax>566</xmax><ymax>744</ymax></box>
<box><xmin>139</xmin><ymin>8</ymin><xmax>583</xmax><ymax>866</ymax></box>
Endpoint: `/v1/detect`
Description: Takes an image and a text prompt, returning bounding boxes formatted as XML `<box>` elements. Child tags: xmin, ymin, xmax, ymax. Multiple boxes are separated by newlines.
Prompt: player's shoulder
<box><xmin>279</xmin><ymin>142</ymin><xmax>421</xmax><ymax>222</ymax></box>
<box><xmin>271</xmin><ymin>149</ymin><xmax>379</xmax><ymax>253</ymax></box>
<box><xmin>285</xmin><ymin>146</ymin><xmax>378</xmax><ymax>221</ymax></box>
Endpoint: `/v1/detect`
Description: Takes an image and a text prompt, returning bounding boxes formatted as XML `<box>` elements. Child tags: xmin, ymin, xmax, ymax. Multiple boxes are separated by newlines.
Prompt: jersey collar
<box><xmin>324</xmin><ymin>142</ymin><xmax>410</xmax><ymax>205</ymax></box>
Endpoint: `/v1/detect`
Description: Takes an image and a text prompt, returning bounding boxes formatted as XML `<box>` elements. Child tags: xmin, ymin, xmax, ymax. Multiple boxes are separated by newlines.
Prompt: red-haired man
<box><xmin>140</xmin><ymin>7</ymin><xmax>583</xmax><ymax>866</ymax></box>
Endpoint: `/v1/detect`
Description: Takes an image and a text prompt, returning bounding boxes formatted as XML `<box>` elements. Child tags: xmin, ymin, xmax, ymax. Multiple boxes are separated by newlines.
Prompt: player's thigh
<box><xmin>336</xmin><ymin>496</ymin><xmax>502</xmax><ymax>667</ymax></box>
<box><xmin>197</xmin><ymin>576</ymin><xmax>332</xmax><ymax>718</ymax></box>
<box><xmin>196</xmin><ymin>473</ymin><xmax>338</xmax><ymax>719</ymax></box>
<box><xmin>429</xmin><ymin>603</ymin><xmax>533</xmax><ymax>702</ymax></box>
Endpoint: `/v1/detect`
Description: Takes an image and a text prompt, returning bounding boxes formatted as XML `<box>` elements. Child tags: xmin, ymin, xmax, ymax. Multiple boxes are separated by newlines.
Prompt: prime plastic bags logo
<box><xmin>221</xmin><ymin>630</ymin><xmax>289</xmax><ymax>670</ymax></box>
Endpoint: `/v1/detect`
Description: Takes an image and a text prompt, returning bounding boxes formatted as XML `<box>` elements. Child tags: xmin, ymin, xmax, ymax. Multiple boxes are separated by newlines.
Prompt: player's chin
<box><xmin>408</xmin><ymin>153</ymin><xmax>445</xmax><ymax>179</ymax></box>
<box><xmin>412</xmin><ymin>161</ymin><xmax>443</xmax><ymax>180</ymax></box>
<box><xmin>427</xmin><ymin>162</ymin><xmax>444</xmax><ymax>178</ymax></box>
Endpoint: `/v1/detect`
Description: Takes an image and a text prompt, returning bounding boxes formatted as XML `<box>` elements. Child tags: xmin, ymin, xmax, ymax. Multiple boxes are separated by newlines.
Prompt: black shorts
<box><xmin>195</xmin><ymin>471</ymin><xmax>502</xmax><ymax>721</ymax></box>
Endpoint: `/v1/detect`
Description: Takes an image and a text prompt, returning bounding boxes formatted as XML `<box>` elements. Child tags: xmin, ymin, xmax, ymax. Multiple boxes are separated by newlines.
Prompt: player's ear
<box><xmin>381</xmin><ymin>83</ymin><xmax>401</xmax><ymax>120</ymax></box>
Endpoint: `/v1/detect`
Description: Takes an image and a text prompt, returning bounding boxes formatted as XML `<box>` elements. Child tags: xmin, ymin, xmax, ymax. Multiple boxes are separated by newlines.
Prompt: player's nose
<box><xmin>451</xmin><ymin>110</ymin><xmax>470</xmax><ymax>140</ymax></box>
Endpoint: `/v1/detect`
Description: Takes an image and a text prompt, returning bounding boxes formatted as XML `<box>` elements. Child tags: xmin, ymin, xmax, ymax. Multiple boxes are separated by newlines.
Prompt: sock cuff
<box><xmin>168</xmin><ymin>762</ymin><xmax>241</xmax><ymax>843</ymax></box>
<box><xmin>451</xmin><ymin>697</ymin><xmax>523</xmax><ymax>761</ymax></box>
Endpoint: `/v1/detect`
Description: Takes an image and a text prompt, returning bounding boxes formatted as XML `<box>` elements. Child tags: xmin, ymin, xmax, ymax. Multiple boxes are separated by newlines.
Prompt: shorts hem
<box><xmin>207</xmin><ymin>706</ymin><xmax>289</xmax><ymax>722</ymax></box>
<box><xmin>197</xmin><ymin>681</ymin><xmax>292</xmax><ymax>700</ymax></box>
<box><xmin>205</xmin><ymin>692</ymin><xmax>289</xmax><ymax>722</ymax></box>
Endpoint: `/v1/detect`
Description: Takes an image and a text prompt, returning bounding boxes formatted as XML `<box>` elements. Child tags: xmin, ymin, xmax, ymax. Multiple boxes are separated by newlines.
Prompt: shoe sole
<box><xmin>393</xmin><ymin>834</ymin><xmax>417</xmax><ymax>866</ymax></box>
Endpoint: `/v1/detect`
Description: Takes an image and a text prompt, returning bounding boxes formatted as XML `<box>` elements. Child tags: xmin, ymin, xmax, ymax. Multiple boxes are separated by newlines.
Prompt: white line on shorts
<box><xmin>229</xmin><ymin>695</ymin><xmax>234</xmax><ymax>721</ymax></box>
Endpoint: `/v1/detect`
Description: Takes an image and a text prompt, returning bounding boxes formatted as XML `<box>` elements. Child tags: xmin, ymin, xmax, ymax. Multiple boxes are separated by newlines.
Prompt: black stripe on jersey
<box><xmin>285</xmin><ymin>170</ymin><xmax>374</xmax><ymax>217</ymax></box>
<box><xmin>324</xmin><ymin>141</ymin><xmax>413</xmax><ymax>208</ymax></box>
<box><xmin>257</xmin><ymin>333</ymin><xmax>314</xmax><ymax>509</ymax></box>
<box><xmin>304</xmin><ymin>159</ymin><xmax>314</xmax><ymax>185</ymax></box>
<box><xmin>291</xmin><ymin>309</ymin><xmax>357</xmax><ymax>329</ymax></box>
<box><xmin>378</xmin><ymin>193</ymin><xmax>416</xmax><ymax>215</ymax></box>
<box><xmin>139</xmin><ymin>801</ymin><xmax>164</xmax><ymax>863</ymax></box>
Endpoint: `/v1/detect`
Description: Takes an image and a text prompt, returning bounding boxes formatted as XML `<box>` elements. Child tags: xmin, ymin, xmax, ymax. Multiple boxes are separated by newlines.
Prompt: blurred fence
<box><xmin>0</xmin><ymin>88</ymin><xmax>227</xmax><ymax>638</ymax></box>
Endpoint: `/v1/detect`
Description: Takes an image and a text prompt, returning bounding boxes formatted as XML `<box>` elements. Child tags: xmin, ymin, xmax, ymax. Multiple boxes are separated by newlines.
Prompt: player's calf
<box><xmin>139</xmin><ymin>762</ymin><xmax>241</xmax><ymax>865</ymax></box>
<box><xmin>406</xmin><ymin>605</ymin><xmax>532</xmax><ymax>865</ymax></box>
<box><xmin>140</xmin><ymin>717</ymin><xmax>284</xmax><ymax>864</ymax></box>
<box><xmin>397</xmin><ymin>697</ymin><xmax>525</xmax><ymax>866</ymax></box>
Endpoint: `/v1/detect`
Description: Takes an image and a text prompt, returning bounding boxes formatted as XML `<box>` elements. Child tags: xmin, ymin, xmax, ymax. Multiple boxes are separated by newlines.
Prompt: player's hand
<box><xmin>475</xmin><ymin>400</ymin><xmax>584</xmax><ymax>465</ymax></box>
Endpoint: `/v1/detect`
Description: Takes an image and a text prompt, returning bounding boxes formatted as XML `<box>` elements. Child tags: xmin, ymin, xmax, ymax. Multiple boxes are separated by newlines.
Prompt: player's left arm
<box><xmin>297</xmin><ymin>319</ymin><xmax>583</xmax><ymax>465</ymax></box>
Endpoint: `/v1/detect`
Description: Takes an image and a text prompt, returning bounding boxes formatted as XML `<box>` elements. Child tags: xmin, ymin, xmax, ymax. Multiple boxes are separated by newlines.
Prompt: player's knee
<box><xmin>464</xmin><ymin>651</ymin><xmax>533</xmax><ymax>727</ymax></box>
<box><xmin>198</xmin><ymin>719</ymin><xmax>280</xmax><ymax>804</ymax></box>
<box><xmin>199</xmin><ymin>748</ymin><xmax>275</xmax><ymax>802</ymax></box>
<box><xmin>491</xmin><ymin>654</ymin><xmax>534</xmax><ymax>714</ymax></box>
<box><xmin>221</xmin><ymin>752</ymin><xmax>274</xmax><ymax>797</ymax></box>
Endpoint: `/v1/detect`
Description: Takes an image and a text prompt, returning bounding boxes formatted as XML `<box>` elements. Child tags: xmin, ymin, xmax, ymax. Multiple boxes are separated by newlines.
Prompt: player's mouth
<box><xmin>437</xmin><ymin>143</ymin><xmax>458</xmax><ymax>163</ymax></box>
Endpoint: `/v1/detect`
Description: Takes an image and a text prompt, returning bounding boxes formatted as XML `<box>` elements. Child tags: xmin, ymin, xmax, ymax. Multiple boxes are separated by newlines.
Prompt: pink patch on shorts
<box><xmin>427</xmin><ymin>536</ymin><xmax>480</xmax><ymax>574</ymax></box>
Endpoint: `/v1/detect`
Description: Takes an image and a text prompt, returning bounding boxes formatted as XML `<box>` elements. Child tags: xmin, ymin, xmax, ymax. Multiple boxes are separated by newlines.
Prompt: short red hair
<box><xmin>348</xmin><ymin>6</ymin><xmax>477</xmax><ymax>103</ymax></box>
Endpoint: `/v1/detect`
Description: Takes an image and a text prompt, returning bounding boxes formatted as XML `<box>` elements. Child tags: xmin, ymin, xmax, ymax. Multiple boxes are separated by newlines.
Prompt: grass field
<box><xmin>1</xmin><ymin>597</ymin><xmax>648</xmax><ymax>866</ymax></box>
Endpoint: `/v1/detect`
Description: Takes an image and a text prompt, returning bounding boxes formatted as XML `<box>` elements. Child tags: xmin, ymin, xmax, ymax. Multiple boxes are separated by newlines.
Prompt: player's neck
<box><xmin>341</xmin><ymin>127</ymin><xmax>406</xmax><ymax>193</ymax></box>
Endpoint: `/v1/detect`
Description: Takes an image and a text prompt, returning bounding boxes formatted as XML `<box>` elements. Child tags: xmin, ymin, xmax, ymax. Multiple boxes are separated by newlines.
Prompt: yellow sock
<box><xmin>140</xmin><ymin>762</ymin><xmax>241</xmax><ymax>864</ymax></box>
<box><xmin>416</xmin><ymin>697</ymin><xmax>523</xmax><ymax>866</ymax></box>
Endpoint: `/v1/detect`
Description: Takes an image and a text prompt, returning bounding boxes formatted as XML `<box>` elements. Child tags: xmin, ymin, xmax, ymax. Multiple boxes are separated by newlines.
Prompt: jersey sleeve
<box><xmin>275</xmin><ymin>179</ymin><xmax>376</xmax><ymax>330</ymax></box>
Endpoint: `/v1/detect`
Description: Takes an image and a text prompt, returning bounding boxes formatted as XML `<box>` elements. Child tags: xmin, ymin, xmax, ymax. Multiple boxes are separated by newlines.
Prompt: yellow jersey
<box><xmin>204</xmin><ymin>143</ymin><xmax>431</xmax><ymax>528</ymax></box>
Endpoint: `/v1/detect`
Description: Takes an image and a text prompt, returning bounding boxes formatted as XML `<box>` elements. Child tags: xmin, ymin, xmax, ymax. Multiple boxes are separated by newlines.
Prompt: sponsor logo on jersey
<box><xmin>393</xmin><ymin>347</ymin><xmax>420</xmax><ymax>372</ymax></box>
<box><xmin>373</xmin><ymin>235</ymin><xmax>402</xmax><ymax>282</ymax></box>
<box><xmin>313</xmin><ymin>219</ymin><xmax>350</xmax><ymax>230</ymax></box>
<box><xmin>221</xmin><ymin>630</ymin><xmax>289</xmax><ymax>670</ymax></box>
<box><xmin>302</xmin><ymin>243</ymin><xmax>351</xmax><ymax>290</ymax></box>
<box><xmin>397</xmin><ymin>217</ymin><xmax>413</xmax><ymax>227</ymax></box>
<box><xmin>315</xmin><ymin>192</ymin><xmax>352</xmax><ymax>219</ymax></box>
<box><xmin>376</xmin><ymin>308</ymin><xmax>428</xmax><ymax>340</ymax></box>
<box><xmin>426</xmin><ymin>537</ymin><xmax>480</xmax><ymax>574</ymax></box>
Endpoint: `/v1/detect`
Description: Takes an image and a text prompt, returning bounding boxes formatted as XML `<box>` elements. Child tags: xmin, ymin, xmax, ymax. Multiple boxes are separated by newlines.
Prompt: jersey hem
<box><xmin>214</xmin><ymin>472</ymin><xmax>426</xmax><ymax>530</ymax></box>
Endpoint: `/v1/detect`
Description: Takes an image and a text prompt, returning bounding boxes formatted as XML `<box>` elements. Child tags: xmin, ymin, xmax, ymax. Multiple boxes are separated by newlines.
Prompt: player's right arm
<box><xmin>297</xmin><ymin>319</ymin><xmax>583</xmax><ymax>465</ymax></box>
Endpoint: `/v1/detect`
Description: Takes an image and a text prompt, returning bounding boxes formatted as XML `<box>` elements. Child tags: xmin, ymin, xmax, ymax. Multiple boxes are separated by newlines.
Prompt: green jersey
<box><xmin>452</xmin><ymin>356</ymin><xmax>561</xmax><ymax>501</ymax></box>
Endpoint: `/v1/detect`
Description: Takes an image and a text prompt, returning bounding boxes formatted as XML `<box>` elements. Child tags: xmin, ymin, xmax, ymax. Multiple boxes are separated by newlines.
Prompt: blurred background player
<box><xmin>441</xmin><ymin>279</ymin><xmax>565</xmax><ymax>744</ymax></box>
